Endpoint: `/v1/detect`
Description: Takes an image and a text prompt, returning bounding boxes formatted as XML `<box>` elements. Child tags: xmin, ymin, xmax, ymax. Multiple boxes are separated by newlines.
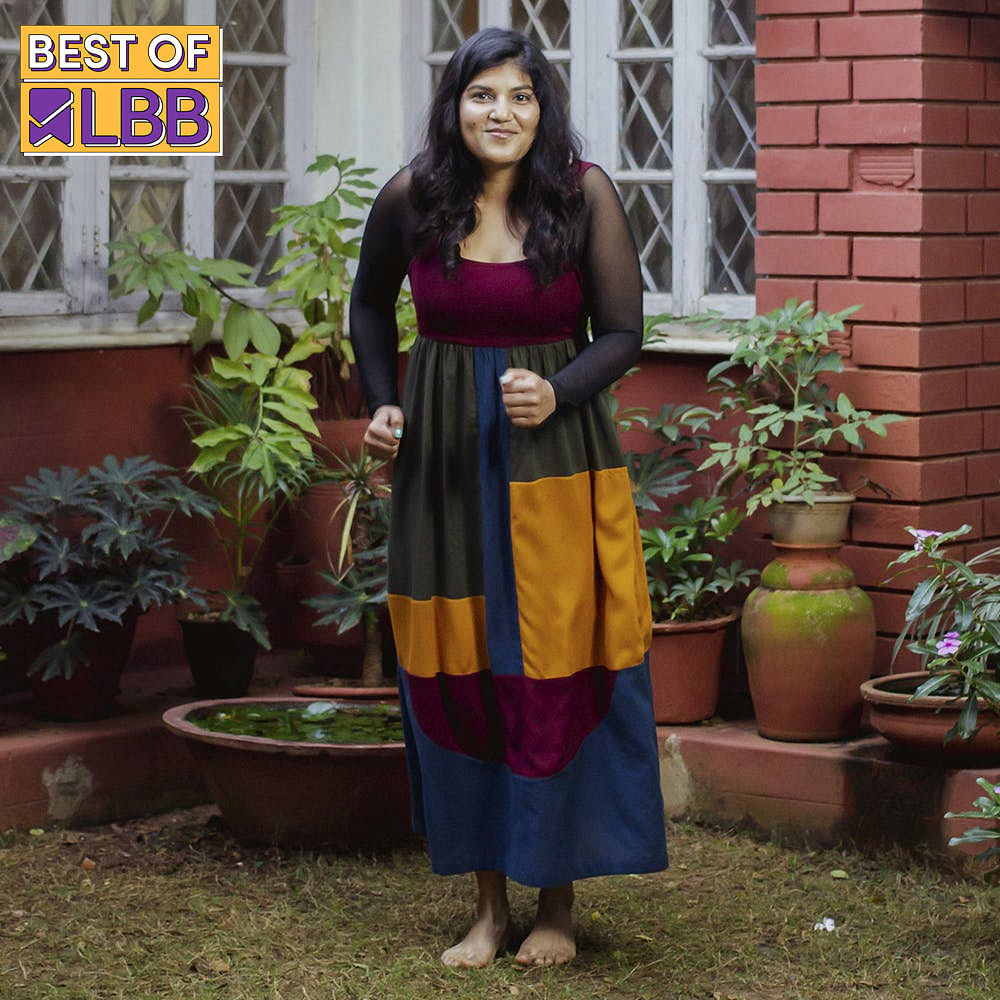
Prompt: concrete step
<box><xmin>659</xmin><ymin>718</ymin><xmax>1000</xmax><ymax>872</ymax></box>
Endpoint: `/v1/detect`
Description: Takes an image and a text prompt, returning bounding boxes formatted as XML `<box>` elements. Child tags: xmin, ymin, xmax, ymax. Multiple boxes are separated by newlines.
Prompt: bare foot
<box><xmin>442</xmin><ymin>871</ymin><xmax>510</xmax><ymax>969</ymax></box>
<box><xmin>441</xmin><ymin>910</ymin><xmax>510</xmax><ymax>968</ymax></box>
<box><xmin>515</xmin><ymin>884</ymin><xmax>576</xmax><ymax>967</ymax></box>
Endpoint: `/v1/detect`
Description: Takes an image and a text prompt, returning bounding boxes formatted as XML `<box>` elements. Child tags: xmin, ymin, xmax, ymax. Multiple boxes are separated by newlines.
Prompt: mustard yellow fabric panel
<box><xmin>388</xmin><ymin>593</ymin><xmax>489</xmax><ymax>678</ymax></box>
<box><xmin>509</xmin><ymin>467</ymin><xmax>651</xmax><ymax>681</ymax></box>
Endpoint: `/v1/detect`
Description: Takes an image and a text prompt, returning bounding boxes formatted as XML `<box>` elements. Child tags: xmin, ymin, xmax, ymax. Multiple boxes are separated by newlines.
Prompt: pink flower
<box><xmin>936</xmin><ymin>631</ymin><xmax>961</xmax><ymax>657</ymax></box>
<box><xmin>907</xmin><ymin>527</ymin><xmax>943</xmax><ymax>551</ymax></box>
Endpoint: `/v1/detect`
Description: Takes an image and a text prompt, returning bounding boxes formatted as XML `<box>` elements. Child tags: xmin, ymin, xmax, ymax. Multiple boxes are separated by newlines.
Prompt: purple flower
<box><xmin>936</xmin><ymin>631</ymin><xmax>961</xmax><ymax>657</ymax></box>
<box><xmin>908</xmin><ymin>527</ymin><xmax>943</xmax><ymax>551</ymax></box>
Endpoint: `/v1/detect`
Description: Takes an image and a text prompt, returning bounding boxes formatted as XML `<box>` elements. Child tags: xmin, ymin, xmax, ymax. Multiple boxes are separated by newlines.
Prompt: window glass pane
<box><xmin>215</xmin><ymin>182</ymin><xmax>282</xmax><ymax>280</ymax></box>
<box><xmin>112</xmin><ymin>0</ymin><xmax>183</xmax><ymax>22</ymax></box>
<box><xmin>220</xmin><ymin>65</ymin><xmax>284</xmax><ymax>171</ymax></box>
<box><xmin>110</xmin><ymin>178</ymin><xmax>183</xmax><ymax>247</ymax></box>
<box><xmin>707</xmin><ymin>183</ymin><xmax>755</xmax><ymax>295</ymax></box>
<box><xmin>0</xmin><ymin>181</ymin><xmax>62</xmax><ymax>291</ymax></box>
<box><xmin>215</xmin><ymin>0</ymin><xmax>287</xmax><ymax>283</ymax></box>
<box><xmin>710</xmin><ymin>0</ymin><xmax>755</xmax><ymax>46</ymax></box>
<box><xmin>620</xmin><ymin>0</ymin><xmax>672</xmax><ymax>49</ymax></box>
<box><xmin>622</xmin><ymin>182</ymin><xmax>671</xmax><ymax>295</ymax></box>
<box><xmin>708</xmin><ymin>58</ymin><xmax>755</xmax><ymax>171</ymax></box>
<box><xmin>432</xmin><ymin>0</ymin><xmax>478</xmax><ymax>50</ymax></box>
<box><xmin>511</xmin><ymin>0</ymin><xmax>569</xmax><ymax>49</ymax></box>
<box><xmin>618</xmin><ymin>61</ymin><xmax>672</xmax><ymax>171</ymax></box>
<box><xmin>1</xmin><ymin>1</ymin><xmax>63</xmax><ymax>291</ymax></box>
<box><xmin>0</xmin><ymin>0</ymin><xmax>58</xmax><ymax>36</ymax></box>
<box><xmin>218</xmin><ymin>0</ymin><xmax>284</xmax><ymax>53</ymax></box>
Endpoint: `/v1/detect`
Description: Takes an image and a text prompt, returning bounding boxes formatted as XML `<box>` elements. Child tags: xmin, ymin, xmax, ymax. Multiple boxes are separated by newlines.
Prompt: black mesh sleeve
<box><xmin>545</xmin><ymin>165</ymin><xmax>644</xmax><ymax>407</ymax></box>
<box><xmin>349</xmin><ymin>167</ymin><xmax>414</xmax><ymax>413</ymax></box>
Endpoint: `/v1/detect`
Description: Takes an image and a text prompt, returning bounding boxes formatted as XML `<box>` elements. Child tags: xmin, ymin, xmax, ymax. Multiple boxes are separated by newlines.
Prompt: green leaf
<box><xmin>210</xmin><ymin>357</ymin><xmax>256</xmax><ymax>383</ymax></box>
<box><xmin>191</xmin><ymin>426</ymin><xmax>247</xmax><ymax>449</ymax></box>
<box><xmin>137</xmin><ymin>292</ymin><xmax>161</xmax><ymax>326</ymax></box>
<box><xmin>191</xmin><ymin>312</ymin><xmax>215</xmax><ymax>352</ymax></box>
<box><xmin>245</xmin><ymin>308</ymin><xmax>281</xmax><ymax>355</ymax></box>
<box><xmin>222</xmin><ymin>302</ymin><xmax>252</xmax><ymax>359</ymax></box>
<box><xmin>263</xmin><ymin>400</ymin><xmax>319</xmax><ymax>435</ymax></box>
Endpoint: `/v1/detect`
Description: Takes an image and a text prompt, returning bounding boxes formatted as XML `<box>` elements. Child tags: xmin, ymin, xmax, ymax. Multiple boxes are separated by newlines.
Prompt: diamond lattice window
<box><xmin>616</xmin><ymin>0</ymin><xmax>673</xmax><ymax>296</ymax></box>
<box><xmin>0</xmin><ymin>0</ymin><xmax>63</xmax><ymax>292</ymax></box>
<box><xmin>706</xmin><ymin>0</ymin><xmax>756</xmax><ymax>295</ymax></box>
<box><xmin>216</xmin><ymin>0</ymin><xmax>287</xmax><ymax>282</ymax></box>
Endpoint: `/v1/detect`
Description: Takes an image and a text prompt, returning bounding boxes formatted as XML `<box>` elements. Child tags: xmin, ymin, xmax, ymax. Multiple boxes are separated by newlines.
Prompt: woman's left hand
<box><xmin>500</xmin><ymin>368</ymin><xmax>556</xmax><ymax>427</ymax></box>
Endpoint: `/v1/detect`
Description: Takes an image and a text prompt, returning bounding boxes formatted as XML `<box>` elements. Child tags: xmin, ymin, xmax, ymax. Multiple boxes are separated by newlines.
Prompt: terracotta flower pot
<box><xmin>29</xmin><ymin>610</ymin><xmax>139</xmax><ymax>721</ymax></box>
<box><xmin>649</xmin><ymin>611</ymin><xmax>738</xmax><ymax>724</ymax></box>
<box><xmin>291</xmin><ymin>682</ymin><xmax>398</xmax><ymax>701</ymax></box>
<box><xmin>860</xmin><ymin>672</ymin><xmax>1000</xmax><ymax>764</ymax></box>
<box><xmin>768</xmin><ymin>493</ymin><xmax>853</xmax><ymax>547</ymax></box>
<box><xmin>162</xmin><ymin>697</ymin><xmax>412</xmax><ymax>849</ymax></box>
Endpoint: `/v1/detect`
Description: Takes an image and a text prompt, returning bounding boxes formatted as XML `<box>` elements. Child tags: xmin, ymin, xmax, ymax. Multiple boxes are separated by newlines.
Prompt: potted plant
<box><xmin>176</xmin><ymin>332</ymin><xmax>327</xmax><ymax>696</ymax></box>
<box><xmin>0</xmin><ymin>515</ymin><xmax>38</xmax><ymax>693</ymax></box>
<box><xmin>701</xmin><ymin>299</ymin><xmax>903</xmax><ymax>529</ymax></box>
<box><xmin>619</xmin><ymin>402</ymin><xmax>756</xmax><ymax>724</ymax></box>
<box><xmin>699</xmin><ymin>299</ymin><xmax>902</xmax><ymax>741</ymax></box>
<box><xmin>861</xmin><ymin>525</ymin><xmax>1000</xmax><ymax>762</ymax></box>
<box><xmin>0</xmin><ymin>456</ymin><xmax>213</xmax><ymax>719</ymax></box>
<box><xmin>297</xmin><ymin>450</ymin><xmax>395</xmax><ymax>696</ymax></box>
<box><xmin>944</xmin><ymin>779</ymin><xmax>1000</xmax><ymax>863</ymax></box>
<box><xmin>109</xmin><ymin>153</ymin><xmax>416</xmax><ymax>651</ymax></box>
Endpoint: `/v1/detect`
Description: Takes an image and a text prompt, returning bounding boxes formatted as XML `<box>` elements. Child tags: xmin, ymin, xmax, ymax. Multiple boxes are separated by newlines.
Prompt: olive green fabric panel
<box><xmin>506</xmin><ymin>342</ymin><xmax>627</xmax><ymax>485</ymax></box>
<box><xmin>389</xmin><ymin>337</ymin><xmax>484</xmax><ymax>601</ymax></box>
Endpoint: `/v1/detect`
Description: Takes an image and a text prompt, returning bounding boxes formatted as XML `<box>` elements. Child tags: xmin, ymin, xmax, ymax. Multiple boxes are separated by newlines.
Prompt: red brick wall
<box><xmin>756</xmin><ymin>1</ymin><xmax>1000</xmax><ymax>671</ymax></box>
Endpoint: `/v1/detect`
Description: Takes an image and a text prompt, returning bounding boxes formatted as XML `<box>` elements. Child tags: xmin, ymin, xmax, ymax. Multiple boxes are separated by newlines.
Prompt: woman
<box><xmin>350</xmin><ymin>27</ymin><xmax>667</xmax><ymax>968</ymax></box>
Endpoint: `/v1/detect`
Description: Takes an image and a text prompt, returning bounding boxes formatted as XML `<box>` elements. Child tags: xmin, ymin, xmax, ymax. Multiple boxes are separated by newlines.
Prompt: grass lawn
<box><xmin>1</xmin><ymin>806</ymin><xmax>997</xmax><ymax>1000</ymax></box>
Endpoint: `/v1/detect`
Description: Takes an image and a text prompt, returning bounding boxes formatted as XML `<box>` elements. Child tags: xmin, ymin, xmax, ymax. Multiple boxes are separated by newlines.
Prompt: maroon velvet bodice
<box><xmin>407</xmin><ymin>254</ymin><xmax>584</xmax><ymax>347</ymax></box>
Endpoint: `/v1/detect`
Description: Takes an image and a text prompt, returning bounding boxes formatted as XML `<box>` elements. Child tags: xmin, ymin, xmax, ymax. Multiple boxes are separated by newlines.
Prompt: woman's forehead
<box><xmin>465</xmin><ymin>60</ymin><xmax>533</xmax><ymax>91</ymax></box>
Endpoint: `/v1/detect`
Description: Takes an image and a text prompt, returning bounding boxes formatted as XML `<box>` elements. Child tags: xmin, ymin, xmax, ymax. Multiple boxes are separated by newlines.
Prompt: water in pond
<box><xmin>191</xmin><ymin>701</ymin><xmax>405</xmax><ymax>744</ymax></box>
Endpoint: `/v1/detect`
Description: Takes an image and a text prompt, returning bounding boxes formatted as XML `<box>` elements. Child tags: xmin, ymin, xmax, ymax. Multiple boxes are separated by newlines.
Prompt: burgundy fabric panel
<box><xmin>407</xmin><ymin>253</ymin><xmax>584</xmax><ymax>347</ymax></box>
<box><xmin>405</xmin><ymin>666</ymin><xmax>617</xmax><ymax>778</ymax></box>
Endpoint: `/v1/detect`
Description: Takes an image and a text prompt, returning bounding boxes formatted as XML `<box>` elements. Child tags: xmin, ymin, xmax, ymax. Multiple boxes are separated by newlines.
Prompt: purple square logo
<box><xmin>28</xmin><ymin>88</ymin><xmax>73</xmax><ymax>147</ymax></box>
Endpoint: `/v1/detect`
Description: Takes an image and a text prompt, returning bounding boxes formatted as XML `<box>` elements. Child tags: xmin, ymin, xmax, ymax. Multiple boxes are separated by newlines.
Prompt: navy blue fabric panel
<box><xmin>474</xmin><ymin>346</ymin><xmax>525</xmax><ymax>678</ymax></box>
<box><xmin>398</xmin><ymin>659</ymin><xmax>668</xmax><ymax>887</ymax></box>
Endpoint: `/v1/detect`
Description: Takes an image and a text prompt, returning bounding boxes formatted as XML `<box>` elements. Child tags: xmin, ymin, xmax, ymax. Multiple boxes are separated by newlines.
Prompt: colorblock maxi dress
<box><xmin>350</xmin><ymin>163</ymin><xmax>668</xmax><ymax>887</ymax></box>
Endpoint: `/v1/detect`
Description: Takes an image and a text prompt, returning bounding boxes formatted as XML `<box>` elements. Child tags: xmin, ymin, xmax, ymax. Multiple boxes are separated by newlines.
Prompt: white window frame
<box><xmin>405</xmin><ymin>0</ymin><xmax>755</xmax><ymax>354</ymax></box>
<box><xmin>0</xmin><ymin>0</ymin><xmax>314</xmax><ymax>350</ymax></box>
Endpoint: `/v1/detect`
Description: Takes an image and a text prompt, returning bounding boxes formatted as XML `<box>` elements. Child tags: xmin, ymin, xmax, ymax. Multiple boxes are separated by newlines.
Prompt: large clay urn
<box><xmin>741</xmin><ymin>497</ymin><xmax>874</xmax><ymax>741</ymax></box>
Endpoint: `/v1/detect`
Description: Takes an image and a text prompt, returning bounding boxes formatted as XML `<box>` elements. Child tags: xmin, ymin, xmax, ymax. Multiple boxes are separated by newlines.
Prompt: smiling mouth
<box><xmin>486</xmin><ymin>130</ymin><xmax>515</xmax><ymax>137</ymax></box>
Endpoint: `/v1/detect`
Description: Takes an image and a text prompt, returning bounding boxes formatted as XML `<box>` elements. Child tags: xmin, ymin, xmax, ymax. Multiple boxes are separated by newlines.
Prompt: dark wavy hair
<box><xmin>410</xmin><ymin>27</ymin><xmax>584</xmax><ymax>285</ymax></box>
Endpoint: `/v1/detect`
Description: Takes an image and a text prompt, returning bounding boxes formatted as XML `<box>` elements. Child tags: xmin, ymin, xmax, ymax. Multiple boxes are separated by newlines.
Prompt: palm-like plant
<box><xmin>304</xmin><ymin>451</ymin><xmax>390</xmax><ymax>687</ymax></box>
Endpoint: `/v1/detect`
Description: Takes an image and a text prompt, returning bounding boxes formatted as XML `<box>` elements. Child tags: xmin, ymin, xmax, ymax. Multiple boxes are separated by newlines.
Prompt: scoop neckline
<box><xmin>458</xmin><ymin>255</ymin><xmax>528</xmax><ymax>265</ymax></box>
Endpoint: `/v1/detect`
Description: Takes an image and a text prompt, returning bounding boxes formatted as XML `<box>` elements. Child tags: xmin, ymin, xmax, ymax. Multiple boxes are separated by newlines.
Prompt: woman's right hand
<box><xmin>363</xmin><ymin>404</ymin><xmax>405</xmax><ymax>459</ymax></box>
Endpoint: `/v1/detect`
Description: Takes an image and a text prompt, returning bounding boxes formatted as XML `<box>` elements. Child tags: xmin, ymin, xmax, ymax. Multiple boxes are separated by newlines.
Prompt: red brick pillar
<box><xmin>755</xmin><ymin>1</ymin><xmax>1000</xmax><ymax>671</ymax></box>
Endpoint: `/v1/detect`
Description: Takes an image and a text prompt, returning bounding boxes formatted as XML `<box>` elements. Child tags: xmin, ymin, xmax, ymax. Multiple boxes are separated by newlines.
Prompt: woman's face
<box><xmin>458</xmin><ymin>59</ymin><xmax>540</xmax><ymax>171</ymax></box>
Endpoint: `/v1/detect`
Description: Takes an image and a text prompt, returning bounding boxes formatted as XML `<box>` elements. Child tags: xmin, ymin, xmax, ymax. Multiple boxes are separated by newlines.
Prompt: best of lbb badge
<box><xmin>20</xmin><ymin>26</ymin><xmax>222</xmax><ymax>155</ymax></box>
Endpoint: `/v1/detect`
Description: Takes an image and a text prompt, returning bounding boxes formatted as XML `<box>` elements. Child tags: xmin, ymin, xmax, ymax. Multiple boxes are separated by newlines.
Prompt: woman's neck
<box><xmin>478</xmin><ymin>162</ymin><xmax>520</xmax><ymax>205</ymax></box>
